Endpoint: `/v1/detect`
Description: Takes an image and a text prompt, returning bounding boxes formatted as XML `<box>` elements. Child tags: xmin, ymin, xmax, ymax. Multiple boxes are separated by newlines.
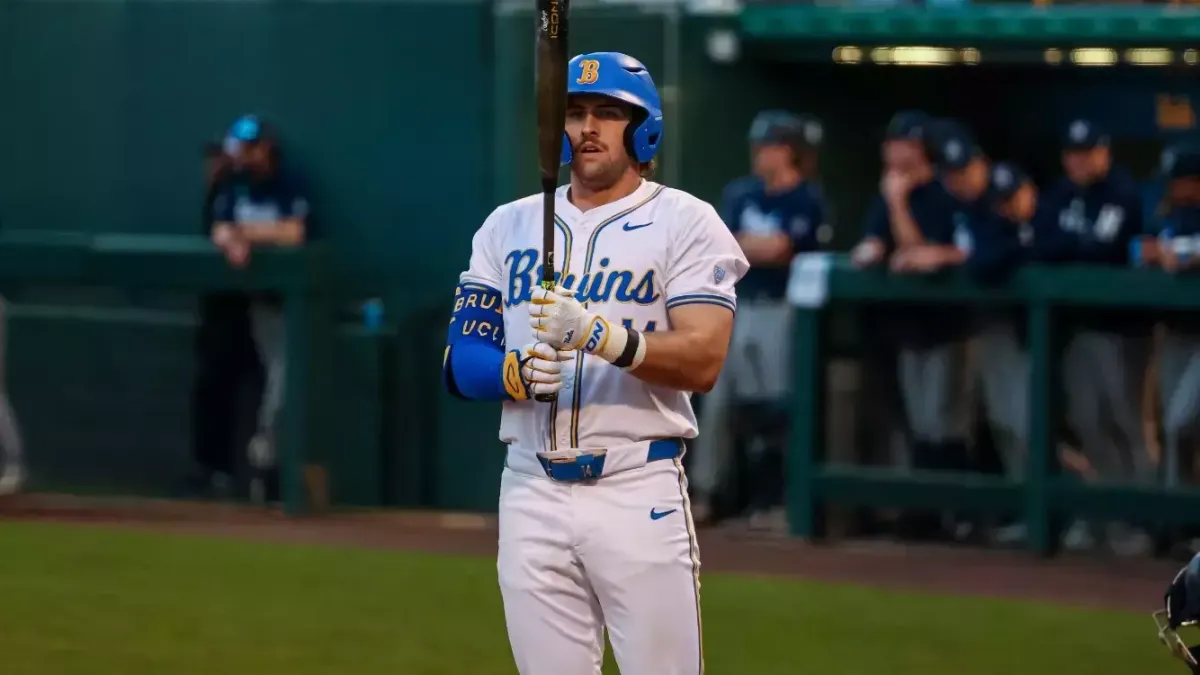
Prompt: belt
<box><xmin>536</xmin><ymin>438</ymin><xmax>684</xmax><ymax>482</ymax></box>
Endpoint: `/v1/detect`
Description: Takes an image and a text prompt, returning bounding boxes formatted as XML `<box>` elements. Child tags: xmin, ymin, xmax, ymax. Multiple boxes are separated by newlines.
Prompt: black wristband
<box><xmin>611</xmin><ymin>328</ymin><xmax>641</xmax><ymax>369</ymax></box>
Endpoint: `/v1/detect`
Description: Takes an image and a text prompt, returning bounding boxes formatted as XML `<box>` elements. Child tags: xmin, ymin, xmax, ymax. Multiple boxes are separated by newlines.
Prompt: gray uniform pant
<box><xmin>897</xmin><ymin>341</ymin><xmax>972</xmax><ymax>448</ymax></box>
<box><xmin>0</xmin><ymin>298</ymin><xmax>23</xmax><ymax>469</ymax></box>
<box><xmin>690</xmin><ymin>300</ymin><xmax>792</xmax><ymax>495</ymax></box>
<box><xmin>976</xmin><ymin>324</ymin><xmax>1028</xmax><ymax>478</ymax></box>
<box><xmin>250</xmin><ymin>305</ymin><xmax>286</xmax><ymax>451</ymax></box>
<box><xmin>1158</xmin><ymin>331</ymin><xmax>1200</xmax><ymax>487</ymax></box>
<box><xmin>1062</xmin><ymin>331</ymin><xmax>1152</xmax><ymax>483</ymax></box>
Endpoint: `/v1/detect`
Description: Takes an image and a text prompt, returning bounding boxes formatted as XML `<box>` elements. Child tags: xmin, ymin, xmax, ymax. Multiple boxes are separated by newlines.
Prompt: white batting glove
<box><xmin>528</xmin><ymin>286</ymin><xmax>647</xmax><ymax>371</ymax></box>
<box><xmin>504</xmin><ymin>342</ymin><xmax>575</xmax><ymax>400</ymax></box>
<box><xmin>529</xmin><ymin>286</ymin><xmax>593</xmax><ymax>350</ymax></box>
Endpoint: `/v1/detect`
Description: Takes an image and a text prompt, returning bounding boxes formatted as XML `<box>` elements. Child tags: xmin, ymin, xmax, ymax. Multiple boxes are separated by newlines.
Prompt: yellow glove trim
<box><xmin>502</xmin><ymin>350</ymin><xmax>528</xmax><ymax>401</ymax></box>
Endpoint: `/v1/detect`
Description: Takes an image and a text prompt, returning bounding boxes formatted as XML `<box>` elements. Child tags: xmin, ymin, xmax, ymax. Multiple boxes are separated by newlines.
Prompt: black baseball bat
<box><xmin>534</xmin><ymin>0</ymin><xmax>569</xmax><ymax>403</ymax></box>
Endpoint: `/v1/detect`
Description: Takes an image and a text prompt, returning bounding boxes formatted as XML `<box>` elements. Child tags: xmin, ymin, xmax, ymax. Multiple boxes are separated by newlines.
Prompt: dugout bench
<box><xmin>0</xmin><ymin>231</ymin><xmax>333</xmax><ymax>516</ymax></box>
<box><xmin>785</xmin><ymin>254</ymin><xmax>1200</xmax><ymax>556</ymax></box>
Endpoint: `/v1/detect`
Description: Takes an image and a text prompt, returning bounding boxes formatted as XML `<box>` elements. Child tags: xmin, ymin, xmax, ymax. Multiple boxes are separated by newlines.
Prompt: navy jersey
<box><xmin>721</xmin><ymin>176</ymin><xmax>825</xmax><ymax>301</ymax></box>
<box><xmin>212</xmin><ymin>169</ymin><xmax>313</xmax><ymax>238</ymax></box>
<box><xmin>861</xmin><ymin>180</ymin><xmax>977</xmax><ymax>348</ymax></box>
<box><xmin>1031</xmin><ymin>165</ymin><xmax>1146</xmax><ymax>335</ymax></box>
<box><xmin>958</xmin><ymin>192</ymin><xmax>1032</xmax><ymax>344</ymax></box>
<box><xmin>1029</xmin><ymin>166</ymin><xmax>1142</xmax><ymax>265</ymax></box>
<box><xmin>862</xmin><ymin>181</ymin><xmax>961</xmax><ymax>249</ymax></box>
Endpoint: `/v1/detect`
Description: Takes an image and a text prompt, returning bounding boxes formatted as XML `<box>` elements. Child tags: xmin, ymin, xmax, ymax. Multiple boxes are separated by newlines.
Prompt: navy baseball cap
<box><xmin>1163</xmin><ymin>141</ymin><xmax>1200</xmax><ymax>180</ymax></box>
<box><xmin>884</xmin><ymin>110</ymin><xmax>930</xmax><ymax>142</ymax></box>
<box><xmin>933</xmin><ymin>121</ymin><xmax>981</xmax><ymax>171</ymax></box>
<box><xmin>989</xmin><ymin>162</ymin><xmax>1030</xmax><ymax>200</ymax></box>
<box><xmin>1063</xmin><ymin>119</ymin><xmax>1110</xmax><ymax>150</ymax></box>
<box><xmin>749</xmin><ymin>110</ymin><xmax>823</xmax><ymax>148</ymax></box>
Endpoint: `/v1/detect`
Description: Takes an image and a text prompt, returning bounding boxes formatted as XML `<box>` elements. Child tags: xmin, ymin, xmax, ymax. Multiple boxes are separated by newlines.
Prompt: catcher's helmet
<box><xmin>561</xmin><ymin>52</ymin><xmax>663</xmax><ymax>166</ymax></box>
<box><xmin>748</xmin><ymin>110</ymin><xmax>823</xmax><ymax>151</ymax></box>
<box><xmin>1155</xmin><ymin>553</ymin><xmax>1200</xmax><ymax>672</ymax></box>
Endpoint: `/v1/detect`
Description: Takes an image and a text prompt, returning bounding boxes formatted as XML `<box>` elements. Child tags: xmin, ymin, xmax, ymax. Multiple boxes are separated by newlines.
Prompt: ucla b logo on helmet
<box><xmin>577</xmin><ymin>59</ymin><xmax>600</xmax><ymax>85</ymax></box>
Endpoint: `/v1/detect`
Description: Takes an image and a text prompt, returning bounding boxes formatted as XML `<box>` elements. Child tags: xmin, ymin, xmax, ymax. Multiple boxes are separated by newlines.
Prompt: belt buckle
<box><xmin>544</xmin><ymin>450</ymin><xmax>607</xmax><ymax>481</ymax></box>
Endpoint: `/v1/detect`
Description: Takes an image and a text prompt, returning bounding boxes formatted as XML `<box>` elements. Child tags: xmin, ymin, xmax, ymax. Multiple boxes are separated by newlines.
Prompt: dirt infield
<box><xmin>0</xmin><ymin>492</ymin><xmax>1175</xmax><ymax>613</ymax></box>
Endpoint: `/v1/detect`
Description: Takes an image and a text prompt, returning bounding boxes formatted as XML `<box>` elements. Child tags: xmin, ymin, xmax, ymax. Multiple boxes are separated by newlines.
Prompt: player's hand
<box><xmin>850</xmin><ymin>239</ymin><xmax>885</xmax><ymax>268</ymax></box>
<box><xmin>890</xmin><ymin>245</ymin><xmax>952</xmax><ymax>273</ymax></box>
<box><xmin>529</xmin><ymin>285</ymin><xmax>593</xmax><ymax>351</ymax></box>
<box><xmin>507</xmin><ymin>342</ymin><xmax>575</xmax><ymax>400</ymax></box>
<box><xmin>225</xmin><ymin>239</ymin><xmax>251</xmax><ymax>269</ymax></box>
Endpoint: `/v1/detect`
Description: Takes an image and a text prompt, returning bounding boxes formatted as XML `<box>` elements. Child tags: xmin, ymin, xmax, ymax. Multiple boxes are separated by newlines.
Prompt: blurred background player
<box><xmin>852</xmin><ymin>114</ymin><xmax>976</xmax><ymax>539</ymax></box>
<box><xmin>1135</xmin><ymin>140</ymin><xmax>1200</xmax><ymax>490</ymax></box>
<box><xmin>210</xmin><ymin>115</ymin><xmax>311</xmax><ymax>504</ymax></box>
<box><xmin>691</xmin><ymin>109</ymin><xmax>827</xmax><ymax>529</ymax></box>
<box><xmin>1032</xmin><ymin>118</ymin><xmax>1150</xmax><ymax>553</ymax></box>
<box><xmin>972</xmin><ymin>161</ymin><xmax>1036</xmax><ymax>486</ymax></box>
<box><xmin>182</xmin><ymin>133</ymin><xmax>264</xmax><ymax>500</ymax></box>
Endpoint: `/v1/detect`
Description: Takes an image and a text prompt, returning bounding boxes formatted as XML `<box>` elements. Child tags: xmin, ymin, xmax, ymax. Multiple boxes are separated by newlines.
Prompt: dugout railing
<box><xmin>0</xmin><ymin>231</ymin><xmax>333</xmax><ymax>516</ymax></box>
<box><xmin>785</xmin><ymin>254</ymin><xmax>1200</xmax><ymax>556</ymax></box>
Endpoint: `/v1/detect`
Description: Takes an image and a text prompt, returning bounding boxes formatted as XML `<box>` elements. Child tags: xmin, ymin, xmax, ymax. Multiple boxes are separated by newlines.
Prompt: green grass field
<box><xmin>0</xmin><ymin>521</ymin><xmax>1162</xmax><ymax>675</ymax></box>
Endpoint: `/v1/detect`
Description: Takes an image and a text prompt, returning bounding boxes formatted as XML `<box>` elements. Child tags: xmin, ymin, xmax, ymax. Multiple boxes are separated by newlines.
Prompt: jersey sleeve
<box><xmin>459</xmin><ymin>204</ymin><xmax>509</xmax><ymax>291</ymax></box>
<box><xmin>861</xmin><ymin>193</ymin><xmax>894</xmax><ymax>248</ymax></box>
<box><xmin>664</xmin><ymin>201</ymin><xmax>750</xmax><ymax>314</ymax></box>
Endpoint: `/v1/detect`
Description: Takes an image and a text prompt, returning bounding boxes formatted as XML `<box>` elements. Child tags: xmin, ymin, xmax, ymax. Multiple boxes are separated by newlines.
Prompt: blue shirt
<box><xmin>1150</xmin><ymin>204</ymin><xmax>1200</xmax><ymax>334</ymax></box>
<box><xmin>1029</xmin><ymin>166</ymin><xmax>1142</xmax><ymax>266</ymax></box>
<box><xmin>1031</xmin><ymin>165</ymin><xmax>1147</xmax><ymax>335</ymax></box>
<box><xmin>861</xmin><ymin>180</ymin><xmax>977</xmax><ymax>348</ymax></box>
<box><xmin>212</xmin><ymin>170</ymin><xmax>313</xmax><ymax>237</ymax></box>
<box><xmin>721</xmin><ymin>176</ymin><xmax>826</xmax><ymax>301</ymax></box>
<box><xmin>862</xmin><ymin>180</ymin><xmax>961</xmax><ymax>249</ymax></box>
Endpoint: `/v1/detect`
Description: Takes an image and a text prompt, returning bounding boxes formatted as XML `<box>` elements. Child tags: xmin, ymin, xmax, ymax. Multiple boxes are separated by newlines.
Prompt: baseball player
<box><xmin>1031</xmin><ymin>118</ymin><xmax>1150</xmax><ymax>553</ymax></box>
<box><xmin>211</xmin><ymin>115</ymin><xmax>310</xmax><ymax>503</ymax></box>
<box><xmin>689</xmin><ymin>109</ymin><xmax>826</xmax><ymax>529</ymax></box>
<box><xmin>1133</xmin><ymin>140</ymin><xmax>1200</xmax><ymax>489</ymax></box>
<box><xmin>443</xmin><ymin>52</ymin><xmax>747</xmax><ymax>675</ymax></box>
<box><xmin>852</xmin><ymin>114</ymin><xmax>977</xmax><ymax>539</ymax></box>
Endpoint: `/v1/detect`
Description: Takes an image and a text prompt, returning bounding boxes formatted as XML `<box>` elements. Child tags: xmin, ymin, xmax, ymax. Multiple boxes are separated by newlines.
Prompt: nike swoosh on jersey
<box><xmin>622</xmin><ymin>222</ymin><xmax>653</xmax><ymax>231</ymax></box>
<box><xmin>649</xmin><ymin>507</ymin><xmax>677</xmax><ymax>520</ymax></box>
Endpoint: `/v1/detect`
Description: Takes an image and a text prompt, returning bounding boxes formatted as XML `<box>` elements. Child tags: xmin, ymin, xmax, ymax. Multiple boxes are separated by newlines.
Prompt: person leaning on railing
<box><xmin>1133</xmin><ymin>140</ymin><xmax>1200</xmax><ymax>492</ymax></box>
<box><xmin>1032</xmin><ymin>118</ymin><xmax>1151</xmax><ymax>556</ymax></box>
<box><xmin>210</xmin><ymin>115</ymin><xmax>312</xmax><ymax>504</ymax></box>
<box><xmin>849</xmin><ymin>112</ymin><xmax>979</xmax><ymax>541</ymax></box>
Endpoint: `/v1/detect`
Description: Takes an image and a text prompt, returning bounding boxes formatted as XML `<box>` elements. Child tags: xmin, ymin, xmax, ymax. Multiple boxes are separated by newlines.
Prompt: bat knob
<box><xmin>534</xmin><ymin>393</ymin><xmax>557</xmax><ymax>403</ymax></box>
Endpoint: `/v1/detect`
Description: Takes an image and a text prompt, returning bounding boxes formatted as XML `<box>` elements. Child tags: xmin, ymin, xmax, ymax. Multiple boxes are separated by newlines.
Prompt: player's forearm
<box><xmin>736</xmin><ymin>232</ymin><xmax>792</xmax><ymax>266</ymax></box>
<box><xmin>238</xmin><ymin>219</ymin><xmax>306</xmax><ymax>246</ymax></box>
<box><xmin>586</xmin><ymin>318</ymin><xmax>724</xmax><ymax>393</ymax></box>
<box><xmin>631</xmin><ymin>329</ymin><xmax>726</xmax><ymax>392</ymax></box>
<box><xmin>886</xmin><ymin>198</ymin><xmax>925</xmax><ymax>247</ymax></box>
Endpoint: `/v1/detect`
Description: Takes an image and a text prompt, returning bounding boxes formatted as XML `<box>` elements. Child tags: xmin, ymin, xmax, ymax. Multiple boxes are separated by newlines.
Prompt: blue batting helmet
<box><xmin>560</xmin><ymin>52</ymin><xmax>663</xmax><ymax>166</ymax></box>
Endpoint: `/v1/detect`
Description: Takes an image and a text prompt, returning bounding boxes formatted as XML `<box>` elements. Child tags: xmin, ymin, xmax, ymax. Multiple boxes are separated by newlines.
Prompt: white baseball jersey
<box><xmin>459</xmin><ymin>180</ymin><xmax>748</xmax><ymax>473</ymax></box>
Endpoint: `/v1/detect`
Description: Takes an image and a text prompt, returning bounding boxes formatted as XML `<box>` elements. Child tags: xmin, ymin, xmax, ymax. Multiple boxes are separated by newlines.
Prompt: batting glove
<box><xmin>503</xmin><ymin>342</ymin><xmax>575</xmax><ymax>400</ymax></box>
<box><xmin>528</xmin><ymin>286</ymin><xmax>646</xmax><ymax>371</ymax></box>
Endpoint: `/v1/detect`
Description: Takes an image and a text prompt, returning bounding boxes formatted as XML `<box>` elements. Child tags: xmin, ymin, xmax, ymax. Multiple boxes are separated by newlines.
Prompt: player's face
<box><xmin>751</xmin><ymin>142</ymin><xmax>791</xmax><ymax>180</ymax></box>
<box><xmin>1168</xmin><ymin>177</ymin><xmax>1200</xmax><ymax>207</ymax></box>
<box><xmin>1062</xmin><ymin>146</ymin><xmax>1108</xmax><ymax>185</ymax></box>
<box><xmin>943</xmin><ymin>158</ymin><xmax>989</xmax><ymax>203</ymax></box>
<box><xmin>882</xmin><ymin>139</ymin><xmax>926</xmax><ymax>176</ymax></box>
<box><xmin>1000</xmin><ymin>183</ymin><xmax>1038</xmax><ymax>223</ymax></box>
<box><xmin>566</xmin><ymin>95</ymin><xmax>636</xmax><ymax>188</ymax></box>
<box><xmin>241</xmin><ymin>140</ymin><xmax>272</xmax><ymax>175</ymax></box>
